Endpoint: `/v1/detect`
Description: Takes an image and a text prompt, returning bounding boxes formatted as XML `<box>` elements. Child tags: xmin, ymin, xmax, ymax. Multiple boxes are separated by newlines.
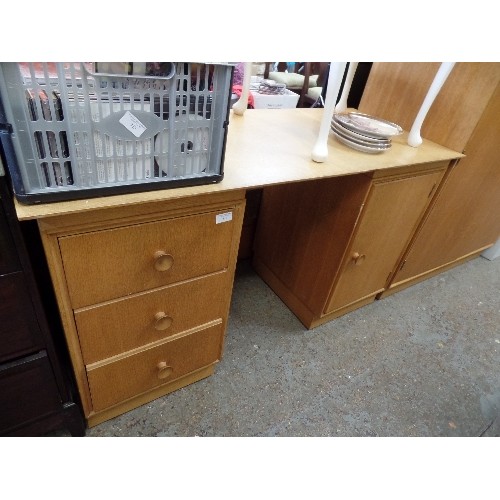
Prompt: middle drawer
<box><xmin>74</xmin><ymin>271</ymin><xmax>228</xmax><ymax>364</ymax></box>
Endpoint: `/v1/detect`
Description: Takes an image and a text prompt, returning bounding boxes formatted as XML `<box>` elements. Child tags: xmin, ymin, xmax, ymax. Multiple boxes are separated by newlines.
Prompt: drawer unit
<box><xmin>0</xmin><ymin>174</ymin><xmax>85</xmax><ymax>436</ymax></box>
<box><xmin>87</xmin><ymin>322</ymin><xmax>224</xmax><ymax>412</ymax></box>
<box><xmin>38</xmin><ymin>190</ymin><xmax>246</xmax><ymax>426</ymax></box>
<box><xmin>74</xmin><ymin>271</ymin><xmax>229</xmax><ymax>364</ymax></box>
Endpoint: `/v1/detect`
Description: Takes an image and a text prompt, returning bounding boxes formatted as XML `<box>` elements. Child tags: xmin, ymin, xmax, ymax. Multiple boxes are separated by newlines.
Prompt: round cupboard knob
<box><xmin>154</xmin><ymin>312</ymin><xmax>173</xmax><ymax>331</ymax></box>
<box><xmin>157</xmin><ymin>361</ymin><xmax>173</xmax><ymax>380</ymax></box>
<box><xmin>352</xmin><ymin>252</ymin><xmax>366</xmax><ymax>265</ymax></box>
<box><xmin>154</xmin><ymin>251</ymin><xmax>174</xmax><ymax>271</ymax></box>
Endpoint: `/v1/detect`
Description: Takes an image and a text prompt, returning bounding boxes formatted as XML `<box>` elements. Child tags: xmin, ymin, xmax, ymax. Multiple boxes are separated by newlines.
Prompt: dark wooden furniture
<box><xmin>263</xmin><ymin>62</ymin><xmax>326</xmax><ymax>107</ymax></box>
<box><xmin>0</xmin><ymin>169</ymin><xmax>85</xmax><ymax>436</ymax></box>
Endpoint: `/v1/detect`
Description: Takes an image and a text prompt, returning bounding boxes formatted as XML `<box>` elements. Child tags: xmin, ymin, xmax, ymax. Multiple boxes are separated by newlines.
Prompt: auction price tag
<box><xmin>216</xmin><ymin>212</ymin><xmax>233</xmax><ymax>224</ymax></box>
<box><xmin>119</xmin><ymin>111</ymin><xmax>147</xmax><ymax>138</ymax></box>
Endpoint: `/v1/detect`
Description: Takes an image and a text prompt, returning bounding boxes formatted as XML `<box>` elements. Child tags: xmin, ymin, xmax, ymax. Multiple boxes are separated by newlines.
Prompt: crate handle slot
<box><xmin>82</xmin><ymin>63</ymin><xmax>176</xmax><ymax>81</ymax></box>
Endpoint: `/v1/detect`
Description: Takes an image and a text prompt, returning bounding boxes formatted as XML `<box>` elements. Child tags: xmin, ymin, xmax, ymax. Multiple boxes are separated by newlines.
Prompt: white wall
<box><xmin>482</xmin><ymin>238</ymin><xmax>500</xmax><ymax>261</ymax></box>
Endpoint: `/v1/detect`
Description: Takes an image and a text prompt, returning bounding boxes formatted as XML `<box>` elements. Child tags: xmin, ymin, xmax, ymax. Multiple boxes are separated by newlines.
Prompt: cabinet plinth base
<box><xmin>253</xmin><ymin>256</ymin><xmax>381</xmax><ymax>329</ymax></box>
<box><xmin>378</xmin><ymin>247</ymin><xmax>489</xmax><ymax>299</ymax></box>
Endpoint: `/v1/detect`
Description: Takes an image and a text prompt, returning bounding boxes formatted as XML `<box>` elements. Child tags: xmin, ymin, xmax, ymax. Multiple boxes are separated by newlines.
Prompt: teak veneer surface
<box><xmin>359</xmin><ymin>62</ymin><xmax>500</xmax><ymax>152</ymax></box>
<box><xmin>14</xmin><ymin>109</ymin><xmax>462</xmax><ymax>221</ymax></box>
<box><xmin>253</xmin><ymin>161</ymin><xmax>448</xmax><ymax>329</ymax></box>
<box><xmin>36</xmin><ymin>191</ymin><xmax>245</xmax><ymax>421</ymax></box>
<box><xmin>11</xmin><ymin>107</ymin><xmax>465</xmax><ymax>424</ymax></box>
<box><xmin>388</xmin><ymin>83</ymin><xmax>500</xmax><ymax>287</ymax></box>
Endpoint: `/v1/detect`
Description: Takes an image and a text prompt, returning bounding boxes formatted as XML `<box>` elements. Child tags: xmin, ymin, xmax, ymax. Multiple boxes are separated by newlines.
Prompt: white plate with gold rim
<box><xmin>330</xmin><ymin>128</ymin><xmax>390</xmax><ymax>154</ymax></box>
<box><xmin>333</xmin><ymin>112</ymin><xmax>403</xmax><ymax>139</ymax></box>
<box><xmin>330</xmin><ymin>119</ymin><xmax>391</xmax><ymax>146</ymax></box>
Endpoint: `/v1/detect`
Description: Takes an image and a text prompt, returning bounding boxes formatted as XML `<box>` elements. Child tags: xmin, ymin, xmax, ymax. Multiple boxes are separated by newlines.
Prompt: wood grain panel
<box><xmin>389</xmin><ymin>84</ymin><xmax>500</xmax><ymax>285</ymax></box>
<box><xmin>359</xmin><ymin>63</ymin><xmax>500</xmax><ymax>152</ymax></box>
<box><xmin>325</xmin><ymin>168</ymin><xmax>445</xmax><ymax>313</ymax></box>
<box><xmin>253</xmin><ymin>175</ymin><xmax>372</xmax><ymax>315</ymax></box>
<box><xmin>87</xmin><ymin>322</ymin><xmax>223</xmax><ymax>412</ymax></box>
<box><xmin>59</xmin><ymin>209</ymin><xmax>236</xmax><ymax>308</ymax></box>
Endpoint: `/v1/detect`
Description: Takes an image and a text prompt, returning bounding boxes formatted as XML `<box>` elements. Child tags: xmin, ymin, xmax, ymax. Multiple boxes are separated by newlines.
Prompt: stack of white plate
<box><xmin>330</xmin><ymin>112</ymin><xmax>403</xmax><ymax>154</ymax></box>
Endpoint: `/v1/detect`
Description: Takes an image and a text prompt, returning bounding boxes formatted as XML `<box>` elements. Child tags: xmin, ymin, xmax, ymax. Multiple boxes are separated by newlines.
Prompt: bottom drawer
<box><xmin>0</xmin><ymin>351</ymin><xmax>62</xmax><ymax>434</ymax></box>
<box><xmin>87</xmin><ymin>322</ymin><xmax>224</xmax><ymax>412</ymax></box>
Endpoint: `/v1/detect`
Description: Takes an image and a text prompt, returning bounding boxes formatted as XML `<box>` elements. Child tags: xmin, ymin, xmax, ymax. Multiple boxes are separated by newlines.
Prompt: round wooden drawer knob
<box><xmin>154</xmin><ymin>251</ymin><xmax>174</xmax><ymax>271</ymax></box>
<box><xmin>157</xmin><ymin>361</ymin><xmax>173</xmax><ymax>380</ymax></box>
<box><xmin>154</xmin><ymin>312</ymin><xmax>173</xmax><ymax>331</ymax></box>
<box><xmin>352</xmin><ymin>252</ymin><xmax>366</xmax><ymax>265</ymax></box>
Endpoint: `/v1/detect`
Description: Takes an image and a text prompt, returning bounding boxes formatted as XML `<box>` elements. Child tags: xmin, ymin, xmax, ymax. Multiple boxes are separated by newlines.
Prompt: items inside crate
<box><xmin>0</xmin><ymin>62</ymin><xmax>233</xmax><ymax>203</ymax></box>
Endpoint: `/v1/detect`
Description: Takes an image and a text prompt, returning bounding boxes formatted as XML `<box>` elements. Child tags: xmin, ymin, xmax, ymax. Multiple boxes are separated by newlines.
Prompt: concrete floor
<box><xmin>86</xmin><ymin>255</ymin><xmax>500</xmax><ymax>437</ymax></box>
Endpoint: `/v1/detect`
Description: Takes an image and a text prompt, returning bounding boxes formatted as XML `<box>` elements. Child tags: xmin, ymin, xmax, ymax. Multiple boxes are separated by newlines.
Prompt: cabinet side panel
<box><xmin>253</xmin><ymin>175</ymin><xmax>371</xmax><ymax>315</ymax></box>
<box><xmin>359</xmin><ymin>62</ymin><xmax>500</xmax><ymax>152</ymax></box>
<box><xmin>391</xmin><ymin>85</ymin><xmax>500</xmax><ymax>284</ymax></box>
<box><xmin>38</xmin><ymin>224</ymin><xmax>94</xmax><ymax>417</ymax></box>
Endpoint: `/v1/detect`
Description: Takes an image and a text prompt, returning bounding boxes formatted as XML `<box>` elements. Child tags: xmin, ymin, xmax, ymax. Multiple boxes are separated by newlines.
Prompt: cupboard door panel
<box><xmin>391</xmin><ymin>86</ymin><xmax>500</xmax><ymax>285</ymax></box>
<box><xmin>325</xmin><ymin>170</ymin><xmax>444</xmax><ymax>313</ymax></box>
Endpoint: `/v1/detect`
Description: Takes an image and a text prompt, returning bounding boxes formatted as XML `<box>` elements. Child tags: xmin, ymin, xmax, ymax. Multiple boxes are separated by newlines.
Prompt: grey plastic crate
<box><xmin>0</xmin><ymin>62</ymin><xmax>233</xmax><ymax>204</ymax></box>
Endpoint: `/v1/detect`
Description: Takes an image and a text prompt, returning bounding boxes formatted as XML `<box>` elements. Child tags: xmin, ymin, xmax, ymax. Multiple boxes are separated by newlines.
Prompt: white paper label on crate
<box><xmin>119</xmin><ymin>111</ymin><xmax>147</xmax><ymax>138</ymax></box>
<box><xmin>216</xmin><ymin>212</ymin><xmax>233</xmax><ymax>224</ymax></box>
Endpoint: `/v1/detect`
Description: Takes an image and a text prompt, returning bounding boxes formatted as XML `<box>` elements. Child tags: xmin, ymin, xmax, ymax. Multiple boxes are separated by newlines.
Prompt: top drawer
<box><xmin>59</xmin><ymin>209</ymin><xmax>236</xmax><ymax>308</ymax></box>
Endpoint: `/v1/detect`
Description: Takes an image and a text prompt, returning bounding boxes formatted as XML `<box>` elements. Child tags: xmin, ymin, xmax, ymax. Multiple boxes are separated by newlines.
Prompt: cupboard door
<box><xmin>389</xmin><ymin>86</ymin><xmax>500</xmax><ymax>286</ymax></box>
<box><xmin>325</xmin><ymin>170</ymin><xmax>444</xmax><ymax>313</ymax></box>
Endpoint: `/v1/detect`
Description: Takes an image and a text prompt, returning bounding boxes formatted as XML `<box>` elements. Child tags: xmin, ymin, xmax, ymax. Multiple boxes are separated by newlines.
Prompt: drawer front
<box><xmin>87</xmin><ymin>322</ymin><xmax>223</xmax><ymax>412</ymax></box>
<box><xmin>0</xmin><ymin>351</ymin><xmax>62</xmax><ymax>434</ymax></box>
<box><xmin>74</xmin><ymin>271</ymin><xmax>229</xmax><ymax>364</ymax></box>
<box><xmin>59</xmin><ymin>209</ymin><xmax>237</xmax><ymax>308</ymax></box>
<box><xmin>0</xmin><ymin>272</ymin><xmax>44</xmax><ymax>363</ymax></box>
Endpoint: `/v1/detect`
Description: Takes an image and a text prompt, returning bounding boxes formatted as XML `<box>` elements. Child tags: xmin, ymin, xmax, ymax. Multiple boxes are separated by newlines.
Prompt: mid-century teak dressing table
<box><xmin>13</xmin><ymin>107</ymin><xmax>466</xmax><ymax>426</ymax></box>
